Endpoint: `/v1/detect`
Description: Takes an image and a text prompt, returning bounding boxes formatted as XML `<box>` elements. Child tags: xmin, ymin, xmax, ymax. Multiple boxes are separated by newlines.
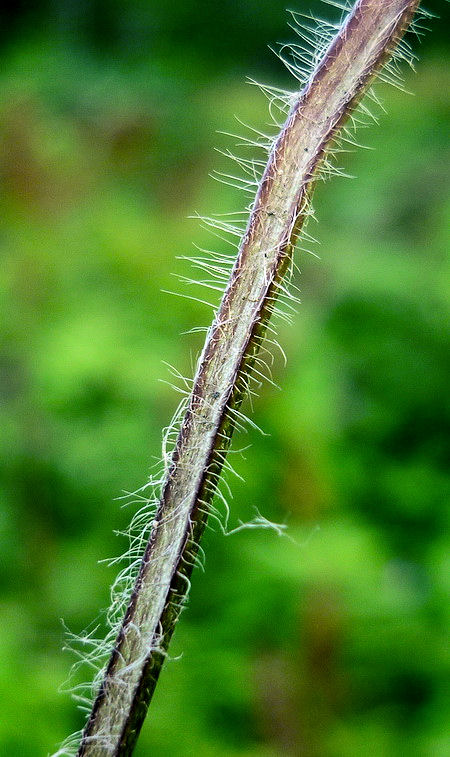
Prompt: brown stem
<box><xmin>75</xmin><ymin>1</ymin><xmax>420</xmax><ymax>754</ymax></box>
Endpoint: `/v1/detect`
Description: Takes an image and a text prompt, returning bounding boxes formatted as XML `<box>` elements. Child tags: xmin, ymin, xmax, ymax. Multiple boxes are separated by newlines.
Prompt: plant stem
<box><xmin>76</xmin><ymin>1</ymin><xmax>420</xmax><ymax>754</ymax></box>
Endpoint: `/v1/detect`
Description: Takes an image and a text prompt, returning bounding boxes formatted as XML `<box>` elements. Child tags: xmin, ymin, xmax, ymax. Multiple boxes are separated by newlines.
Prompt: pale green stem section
<box><xmin>76</xmin><ymin>1</ymin><xmax>420</xmax><ymax>754</ymax></box>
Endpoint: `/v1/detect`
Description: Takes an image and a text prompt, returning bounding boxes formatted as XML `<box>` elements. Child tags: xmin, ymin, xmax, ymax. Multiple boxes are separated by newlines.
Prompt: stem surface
<box><xmin>77</xmin><ymin>1</ymin><xmax>420</xmax><ymax>754</ymax></box>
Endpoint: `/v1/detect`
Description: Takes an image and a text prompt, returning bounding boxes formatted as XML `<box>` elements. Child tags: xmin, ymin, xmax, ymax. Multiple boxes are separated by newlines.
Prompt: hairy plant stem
<box><xmin>77</xmin><ymin>1</ymin><xmax>420</xmax><ymax>754</ymax></box>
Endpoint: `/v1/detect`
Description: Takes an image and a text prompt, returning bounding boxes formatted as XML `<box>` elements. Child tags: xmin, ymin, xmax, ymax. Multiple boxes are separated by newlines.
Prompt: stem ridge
<box><xmin>54</xmin><ymin>2</ymin><xmax>424</xmax><ymax>755</ymax></box>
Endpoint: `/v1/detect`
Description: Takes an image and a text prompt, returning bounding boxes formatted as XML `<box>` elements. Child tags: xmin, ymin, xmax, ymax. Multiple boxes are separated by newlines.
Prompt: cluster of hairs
<box><xmin>52</xmin><ymin>2</ymin><xmax>431</xmax><ymax>754</ymax></box>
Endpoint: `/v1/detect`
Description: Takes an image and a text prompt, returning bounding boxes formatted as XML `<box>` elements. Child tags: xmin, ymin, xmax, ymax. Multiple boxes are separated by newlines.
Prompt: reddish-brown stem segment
<box><xmin>76</xmin><ymin>1</ymin><xmax>420</xmax><ymax>754</ymax></box>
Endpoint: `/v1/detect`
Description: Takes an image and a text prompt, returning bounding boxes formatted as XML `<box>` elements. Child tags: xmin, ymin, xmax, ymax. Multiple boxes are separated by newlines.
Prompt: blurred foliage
<box><xmin>0</xmin><ymin>1</ymin><xmax>449</xmax><ymax>756</ymax></box>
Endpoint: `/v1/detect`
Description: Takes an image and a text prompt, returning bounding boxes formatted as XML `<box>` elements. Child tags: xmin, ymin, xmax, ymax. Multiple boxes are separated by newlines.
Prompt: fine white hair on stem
<box><xmin>52</xmin><ymin>2</ymin><xmax>430</xmax><ymax>755</ymax></box>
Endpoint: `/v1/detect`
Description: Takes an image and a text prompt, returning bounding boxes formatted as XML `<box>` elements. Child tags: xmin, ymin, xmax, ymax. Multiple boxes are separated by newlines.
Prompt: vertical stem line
<box><xmin>77</xmin><ymin>1</ymin><xmax>420</xmax><ymax>754</ymax></box>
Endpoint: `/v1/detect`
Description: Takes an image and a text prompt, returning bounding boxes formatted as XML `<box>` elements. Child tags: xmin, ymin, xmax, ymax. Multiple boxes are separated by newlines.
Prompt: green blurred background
<box><xmin>0</xmin><ymin>1</ymin><xmax>449</xmax><ymax>755</ymax></box>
